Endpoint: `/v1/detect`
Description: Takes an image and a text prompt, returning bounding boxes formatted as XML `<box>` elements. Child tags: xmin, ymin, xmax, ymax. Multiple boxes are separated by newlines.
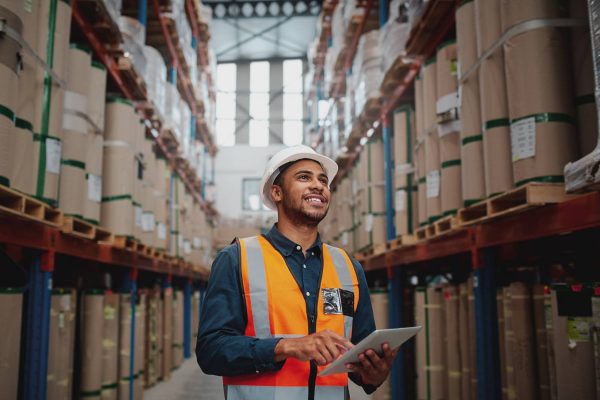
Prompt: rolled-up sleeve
<box><xmin>196</xmin><ymin>244</ymin><xmax>284</xmax><ymax>376</ymax></box>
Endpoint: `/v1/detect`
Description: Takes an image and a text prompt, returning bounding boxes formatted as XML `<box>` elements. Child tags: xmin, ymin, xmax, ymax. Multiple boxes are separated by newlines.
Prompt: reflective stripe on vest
<box><xmin>224</xmin><ymin>236</ymin><xmax>359</xmax><ymax>400</ymax></box>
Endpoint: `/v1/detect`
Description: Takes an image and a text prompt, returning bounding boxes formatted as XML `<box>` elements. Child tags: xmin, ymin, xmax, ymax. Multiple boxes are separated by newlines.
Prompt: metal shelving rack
<box><xmin>6</xmin><ymin>1</ymin><xmax>215</xmax><ymax>398</ymax></box>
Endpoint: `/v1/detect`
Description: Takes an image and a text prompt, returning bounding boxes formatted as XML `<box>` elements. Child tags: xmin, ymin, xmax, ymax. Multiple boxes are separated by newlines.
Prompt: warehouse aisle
<box><xmin>144</xmin><ymin>358</ymin><xmax>224</xmax><ymax>400</ymax></box>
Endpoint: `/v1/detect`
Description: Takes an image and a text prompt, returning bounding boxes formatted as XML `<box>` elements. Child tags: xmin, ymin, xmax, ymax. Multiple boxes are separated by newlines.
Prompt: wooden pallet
<box><xmin>112</xmin><ymin>50</ymin><xmax>148</xmax><ymax>101</ymax></box>
<box><xmin>434</xmin><ymin>215</ymin><xmax>459</xmax><ymax>237</ymax></box>
<box><xmin>62</xmin><ymin>217</ymin><xmax>95</xmax><ymax>240</ymax></box>
<box><xmin>458</xmin><ymin>183</ymin><xmax>575</xmax><ymax>226</ymax></box>
<box><xmin>380</xmin><ymin>57</ymin><xmax>414</xmax><ymax>96</ymax></box>
<box><xmin>114</xmin><ymin>235</ymin><xmax>138</xmax><ymax>251</ymax></box>
<box><xmin>0</xmin><ymin>185</ymin><xmax>63</xmax><ymax>227</ymax></box>
<box><xmin>95</xmin><ymin>226</ymin><xmax>114</xmax><ymax>245</ymax></box>
<box><xmin>415</xmin><ymin>225</ymin><xmax>429</xmax><ymax>241</ymax></box>
<box><xmin>387</xmin><ymin>234</ymin><xmax>417</xmax><ymax>250</ymax></box>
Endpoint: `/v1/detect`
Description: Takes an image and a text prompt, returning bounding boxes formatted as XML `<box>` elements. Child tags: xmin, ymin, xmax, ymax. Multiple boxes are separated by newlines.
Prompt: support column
<box><xmin>183</xmin><ymin>280</ymin><xmax>192</xmax><ymax>359</ymax></box>
<box><xmin>137</xmin><ymin>0</ymin><xmax>147</xmax><ymax>27</ymax></box>
<box><xmin>474</xmin><ymin>248</ymin><xmax>501</xmax><ymax>400</ymax></box>
<box><xmin>236</xmin><ymin>62</ymin><xmax>250</xmax><ymax>145</ymax></box>
<box><xmin>22</xmin><ymin>250</ymin><xmax>54</xmax><ymax>400</ymax></box>
<box><xmin>383</xmin><ymin>116</ymin><xmax>396</xmax><ymax>240</ymax></box>
<box><xmin>270</xmin><ymin>60</ymin><xmax>284</xmax><ymax>144</ymax></box>
<box><xmin>389</xmin><ymin>267</ymin><xmax>406</xmax><ymax>400</ymax></box>
<box><xmin>379</xmin><ymin>0</ymin><xmax>389</xmax><ymax>26</ymax></box>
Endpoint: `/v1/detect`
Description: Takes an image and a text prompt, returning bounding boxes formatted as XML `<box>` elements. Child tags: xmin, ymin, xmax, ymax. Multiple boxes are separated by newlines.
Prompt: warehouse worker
<box><xmin>196</xmin><ymin>145</ymin><xmax>397</xmax><ymax>400</ymax></box>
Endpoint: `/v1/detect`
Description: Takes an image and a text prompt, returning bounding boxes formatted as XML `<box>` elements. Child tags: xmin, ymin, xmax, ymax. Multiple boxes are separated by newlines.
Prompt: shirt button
<box><xmin>296</xmin><ymin>245</ymin><xmax>301</xmax><ymax>251</ymax></box>
<box><xmin>303</xmin><ymin>264</ymin><xmax>307</xmax><ymax>269</ymax></box>
<box><xmin>306</xmin><ymin>291</ymin><xmax>310</xmax><ymax>297</ymax></box>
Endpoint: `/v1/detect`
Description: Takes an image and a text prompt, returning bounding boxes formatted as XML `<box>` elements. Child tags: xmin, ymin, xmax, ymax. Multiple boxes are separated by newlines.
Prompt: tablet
<box><xmin>318</xmin><ymin>326</ymin><xmax>422</xmax><ymax>376</ymax></box>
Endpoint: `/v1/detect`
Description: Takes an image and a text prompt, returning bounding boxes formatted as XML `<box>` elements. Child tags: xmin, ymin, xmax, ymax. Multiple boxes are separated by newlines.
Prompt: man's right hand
<box><xmin>274</xmin><ymin>330</ymin><xmax>353</xmax><ymax>365</ymax></box>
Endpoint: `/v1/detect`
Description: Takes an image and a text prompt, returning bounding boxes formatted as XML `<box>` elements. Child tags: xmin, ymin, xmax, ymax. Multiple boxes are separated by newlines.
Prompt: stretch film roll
<box><xmin>570</xmin><ymin>0</ymin><xmax>598</xmax><ymax>156</ymax></box>
<box><xmin>460</xmin><ymin>74</ymin><xmax>485</xmax><ymax>206</ymax></box>
<box><xmin>80</xmin><ymin>292</ymin><xmax>105</xmax><ymax>400</ymax></box>
<box><xmin>0</xmin><ymin>6</ymin><xmax>22</xmax><ymax>188</ymax></box>
<box><xmin>477</xmin><ymin>0</ymin><xmax>514</xmax><ymax>197</ymax></box>
<box><xmin>501</xmin><ymin>0</ymin><xmax>577</xmax><ymax>185</ymax></box>
<box><xmin>102</xmin><ymin>293</ymin><xmax>119</xmax><ymax>400</ymax></box>
<box><xmin>0</xmin><ymin>289</ymin><xmax>23</xmax><ymax>399</ymax></box>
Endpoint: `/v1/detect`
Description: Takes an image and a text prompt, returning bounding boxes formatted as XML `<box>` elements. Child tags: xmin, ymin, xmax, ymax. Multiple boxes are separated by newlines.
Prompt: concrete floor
<box><xmin>144</xmin><ymin>359</ymin><xmax>225</xmax><ymax>400</ymax></box>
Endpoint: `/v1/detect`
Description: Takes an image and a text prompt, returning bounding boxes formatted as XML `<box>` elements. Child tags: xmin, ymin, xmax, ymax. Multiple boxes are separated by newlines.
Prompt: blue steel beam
<box><xmin>137</xmin><ymin>0</ymin><xmax>147</xmax><ymax>27</ymax></box>
<box><xmin>22</xmin><ymin>251</ymin><xmax>53</xmax><ymax>400</ymax></box>
<box><xmin>474</xmin><ymin>249</ymin><xmax>502</xmax><ymax>400</ymax></box>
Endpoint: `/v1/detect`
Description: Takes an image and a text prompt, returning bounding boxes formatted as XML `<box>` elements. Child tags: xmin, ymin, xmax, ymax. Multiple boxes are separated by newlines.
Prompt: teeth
<box><xmin>307</xmin><ymin>198</ymin><xmax>323</xmax><ymax>203</ymax></box>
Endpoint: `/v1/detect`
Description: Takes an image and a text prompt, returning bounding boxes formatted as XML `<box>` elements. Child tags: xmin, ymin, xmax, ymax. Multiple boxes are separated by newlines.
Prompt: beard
<box><xmin>281</xmin><ymin>193</ymin><xmax>329</xmax><ymax>227</ymax></box>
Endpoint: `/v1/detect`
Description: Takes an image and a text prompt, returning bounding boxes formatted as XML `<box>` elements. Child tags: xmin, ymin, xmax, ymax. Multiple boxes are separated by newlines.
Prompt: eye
<box><xmin>298</xmin><ymin>174</ymin><xmax>310</xmax><ymax>181</ymax></box>
<box><xmin>319</xmin><ymin>177</ymin><xmax>328</xmax><ymax>185</ymax></box>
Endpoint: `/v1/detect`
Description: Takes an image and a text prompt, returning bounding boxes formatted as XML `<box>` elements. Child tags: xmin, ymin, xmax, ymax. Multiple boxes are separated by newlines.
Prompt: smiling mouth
<box><xmin>304</xmin><ymin>196</ymin><xmax>327</xmax><ymax>205</ymax></box>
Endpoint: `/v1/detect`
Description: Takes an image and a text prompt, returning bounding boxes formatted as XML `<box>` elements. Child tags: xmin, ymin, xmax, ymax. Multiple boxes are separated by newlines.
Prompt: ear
<box><xmin>270</xmin><ymin>184</ymin><xmax>283</xmax><ymax>204</ymax></box>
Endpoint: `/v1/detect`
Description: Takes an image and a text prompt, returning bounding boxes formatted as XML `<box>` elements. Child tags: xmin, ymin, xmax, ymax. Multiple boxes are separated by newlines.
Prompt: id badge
<box><xmin>322</xmin><ymin>288</ymin><xmax>354</xmax><ymax>316</ymax></box>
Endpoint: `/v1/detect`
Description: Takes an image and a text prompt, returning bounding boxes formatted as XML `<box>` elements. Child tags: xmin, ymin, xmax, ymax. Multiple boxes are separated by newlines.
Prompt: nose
<box><xmin>309</xmin><ymin>177</ymin><xmax>326</xmax><ymax>192</ymax></box>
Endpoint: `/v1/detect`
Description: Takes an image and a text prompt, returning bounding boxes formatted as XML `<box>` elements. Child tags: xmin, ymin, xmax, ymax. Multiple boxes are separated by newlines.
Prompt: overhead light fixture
<box><xmin>255</xmin><ymin>2</ymin><xmax>267</xmax><ymax>17</ymax></box>
<box><xmin>295</xmin><ymin>1</ymin><xmax>308</xmax><ymax>14</ymax></box>
<box><xmin>214</xmin><ymin>4</ymin><xmax>227</xmax><ymax>18</ymax></box>
<box><xmin>360</xmin><ymin>137</ymin><xmax>368</xmax><ymax>146</ymax></box>
<box><xmin>367</xmin><ymin>128</ymin><xmax>374</xmax><ymax>137</ymax></box>
<box><xmin>228</xmin><ymin>3</ymin><xmax>240</xmax><ymax>18</ymax></box>
<box><xmin>282</xmin><ymin>2</ymin><xmax>294</xmax><ymax>16</ymax></box>
<box><xmin>309</xmin><ymin>1</ymin><xmax>320</xmax><ymax>15</ymax></box>
<box><xmin>341</xmin><ymin>146</ymin><xmax>349</xmax><ymax>153</ymax></box>
<box><xmin>268</xmin><ymin>2</ymin><xmax>280</xmax><ymax>16</ymax></box>
<box><xmin>373</xmin><ymin>120</ymin><xmax>380</xmax><ymax>129</ymax></box>
<box><xmin>241</xmin><ymin>3</ymin><xmax>254</xmax><ymax>17</ymax></box>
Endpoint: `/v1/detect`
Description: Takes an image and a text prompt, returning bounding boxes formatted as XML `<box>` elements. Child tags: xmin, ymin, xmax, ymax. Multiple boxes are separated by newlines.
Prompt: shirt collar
<box><xmin>265</xmin><ymin>224</ymin><xmax>323</xmax><ymax>257</ymax></box>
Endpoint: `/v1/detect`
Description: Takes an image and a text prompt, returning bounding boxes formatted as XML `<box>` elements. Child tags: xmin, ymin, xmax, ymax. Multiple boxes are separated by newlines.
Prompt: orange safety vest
<box><xmin>223</xmin><ymin>235</ymin><xmax>360</xmax><ymax>400</ymax></box>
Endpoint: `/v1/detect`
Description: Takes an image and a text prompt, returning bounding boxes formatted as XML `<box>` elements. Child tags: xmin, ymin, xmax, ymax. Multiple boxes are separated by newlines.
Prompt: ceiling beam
<box><xmin>206</xmin><ymin>0</ymin><xmax>322</xmax><ymax>19</ymax></box>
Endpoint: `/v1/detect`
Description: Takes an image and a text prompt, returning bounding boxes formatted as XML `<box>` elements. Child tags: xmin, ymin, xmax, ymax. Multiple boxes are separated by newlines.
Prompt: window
<box><xmin>216</xmin><ymin>63</ymin><xmax>237</xmax><ymax>146</ymax></box>
<box><xmin>283</xmin><ymin>59</ymin><xmax>304</xmax><ymax>145</ymax></box>
<box><xmin>249</xmin><ymin>61</ymin><xmax>270</xmax><ymax>147</ymax></box>
<box><xmin>242</xmin><ymin>178</ymin><xmax>269</xmax><ymax>211</ymax></box>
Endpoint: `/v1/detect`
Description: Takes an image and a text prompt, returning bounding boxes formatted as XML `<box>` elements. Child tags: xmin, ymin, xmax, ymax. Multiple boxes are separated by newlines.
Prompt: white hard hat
<box><xmin>260</xmin><ymin>145</ymin><xmax>338</xmax><ymax>210</ymax></box>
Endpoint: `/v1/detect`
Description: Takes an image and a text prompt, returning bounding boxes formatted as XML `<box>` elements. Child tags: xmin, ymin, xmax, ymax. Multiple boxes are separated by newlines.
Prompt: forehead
<box><xmin>286</xmin><ymin>159</ymin><xmax>326</xmax><ymax>175</ymax></box>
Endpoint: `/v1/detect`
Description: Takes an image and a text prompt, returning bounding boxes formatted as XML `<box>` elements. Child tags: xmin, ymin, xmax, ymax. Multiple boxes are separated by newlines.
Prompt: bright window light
<box><xmin>250</xmin><ymin>61</ymin><xmax>270</xmax><ymax>93</ymax></box>
<box><xmin>250</xmin><ymin>93</ymin><xmax>270</xmax><ymax>120</ymax></box>
<box><xmin>216</xmin><ymin>63</ymin><xmax>236</xmax><ymax>92</ymax></box>
<box><xmin>249</xmin><ymin>120</ymin><xmax>269</xmax><ymax>147</ymax></box>
<box><xmin>283</xmin><ymin>59</ymin><xmax>303</xmax><ymax>93</ymax></box>
<box><xmin>283</xmin><ymin>121</ymin><xmax>303</xmax><ymax>146</ymax></box>
<box><xmin>283</xmin><ymin>93</ymin><xmax>303</xmax><ymax>120</ymax></box>
<box><xmin>216</xmin><ymin>119</ymin><xmax>236</xmax><ymax>147</ymax></box>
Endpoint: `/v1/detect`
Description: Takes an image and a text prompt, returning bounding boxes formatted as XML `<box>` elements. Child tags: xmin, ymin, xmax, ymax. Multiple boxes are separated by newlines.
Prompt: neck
<box><xmin>276</xmin><ymin>218</ymin><xmax>319</xmax><ymax>253</ymax></box>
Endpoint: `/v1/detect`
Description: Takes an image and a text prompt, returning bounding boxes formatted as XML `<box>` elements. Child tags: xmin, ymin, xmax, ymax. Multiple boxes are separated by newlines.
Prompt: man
<box><xmin>197</xmin><ymin>145</ymin><xmax>397</xmax><ymax>400</ymax></box>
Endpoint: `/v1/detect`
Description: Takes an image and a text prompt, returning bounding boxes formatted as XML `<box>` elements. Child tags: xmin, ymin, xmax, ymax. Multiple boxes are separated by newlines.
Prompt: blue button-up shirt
<box><xmin>196</xmin><ymin>224</ymin><xmax>377</xmax><ymax>393</ymax></box>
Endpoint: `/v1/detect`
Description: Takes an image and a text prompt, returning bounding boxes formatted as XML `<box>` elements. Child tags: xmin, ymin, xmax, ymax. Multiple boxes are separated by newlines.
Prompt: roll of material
<box><xmin>468</xmin><ymin>278</ymin><xmax>477</xmax><ymax>398</ymax></box>
<box><xmin>425</xmin><ymin>131</ymin><xmax>441</xmax><ymax>222</ymax></box>
<box><xmin>173</xmin><ymin>291</ymin><xmax>184</xmax><ymax>367</ymax></box>
<box><xmin>502</xmin><ymin>0</ymin><xmax>577</xmax><ymax>185</ymax></box>
<box><xmin>436</xmin><ymin>41</ymin><xmax>458</xmax><ymax>114</ymax></box>
<box><xmin>102</xmin><ymin>293</ymin><xmax>119</xmax><ymax>400</ymax></box>
<box><xmin>11</xmin><ymin>121</ymin><xmax>35</xmax><ymax>194</ymax></box>
<box><xmin>502</xmin><ymin>286</ymin><xmax>516</xmax><ymax>399</ymax></box>
<box><xmin>118</xmin><ymin>293</ymin><xmax>132</xmax><ymax>400</ymax></box>
<box><xmin>415</xmin><ymin>141</ymin><xmax>428</xmax><ymax>226</ymax></box>
<box><xmin>456</xmin><ymin>2</ymin><xmax>478</xmax><ymax>73</ymax></box>
<box><xmin>101</xmin><ymin>143</ymin><xmax>134</xmax><ymax>236</ymax></box>
<box><xmin>156</xmin><ymin>296</ymin><xmax>164</xmax><ymax>382</ymax></box>
<box><xmin>32</xmin><ymin>135</ymin><xmax>61</xmax><ymax>206</ymax></box>
<box><xmin>459</xmin><ymin>284</ymin><xmax>472</xmax><ymax>400</ymax></box>
<box><xmin>105</xmin><ymin>98</ymin><xmax>137</xmax><ymax>145</ymax></box>
<box><xmin>80</xmin><ymin>292</ymin><xmax>105</xmax><ymax>400</ymax></box>
<box><xmin>371</xmin><ymin>291</ymin><xmax>391</xmax><ymax>400</ymax></box>
<box><xmin>444</xmin><ymin>286</ymin><xmax>461</xmax><ymax>400</ymax></box>
<box><xmin>440</xmin><ymin>131</ymin><xmax>462</xmax><ymax>215</ymax></box>
<box><xmin>88</xmin><ymin>62</ymin><xmax>107</xmax><ymax>133</ymax></box>
<box><xmin>415</xmin><ymin>75</ymin><xmax>425</xmax><ymax>141</ymax></box>
<box><xmin>460</xmin><ymin>74</ymin><xmax>486</xmax><ymax>206</ymax></box>
<box><xmin>67</xmin><ymin>45</ymin><xmax>92</xmax><ymax>97</ymax></box>
<box><xmin>59</xmin><ymin>129</ymin><xmax>88</xmax><ymax>217</ymax></box>
<box><xmin>0</xmin><ymin>6</ymin><xmax>22</xmax><ymax>188</ymax></box>
<box><xmin>368</xmin><ymin>139</ymin><xmax>385</xmax><ymax>213</ymax></box>
<box><xmin>145</xmin><ymin>291</ymin><xmax>160</xmax><ymax>386</ymax></box>
<box><xmin>423</xmin><ymin>60</ymin><xmax>438</xmax><ymax>133</ymax></box>
<box><xmin>0</xmin><ymin>289</ymin><xmax>23</xmax><ymax>400</ymax></box>
<box><xmin>426</xmin><ymin>287</ymin><xmax>447</xmax><ymax>399</ymax></box>
<box><xmin>496</xmin><ymin>290</ymin><xmax>508</xmax><ymax>399</ymax></box>
<box><xmin>476</xmin><ymin>0</ymin><xmax>503</xmax><ymax>53</ymax></box>
<box><xmin>134</xmin><ymin>295</ymin><xmax>146</xmax><ymax>399</ymax></box>
<box><xmin>47</xmin><ymin>289</ymin><xmax>77</xmax><ymax>400</ymax></box>
<box><xmin>394</xmin><ymin>107</ymin><xmax>415</xmax><ymax>235</ymax></box>
<box><xmin>480</xmin><ymin>55</ymin><xmax>513</xmax><ymax>197</ymax></box>
<box><xmin>507</xmin><ymin>282</ymin><xmax>538</xmax><ymax>399</ymax></box>
<box><xmin>84</xmin><ymin>134</ymin><xmax>104</xmax><ymax>224</ymax></box>
<box><xmin>570</xmin><ymin>0</ymin><xmax>598</xmax><ymax>156</ymax></box>
<box><xmin>162</xmin><ymin>288</ymin><xmax>173</xmax><ymax>380</ymax></box>
<box><xmin>550</xmin><ymin>288</ymin><xmax>597</xmax><ymax>399</ymax></box>
<box><xmin>415</xmin><ymin>289</ymin><xmax>428</xmax><ymax>400</ymax></box>
<box><xmin>532</xmin><ymin>285</ymin><xmax>551</xmax><ymax>400</ymax></box>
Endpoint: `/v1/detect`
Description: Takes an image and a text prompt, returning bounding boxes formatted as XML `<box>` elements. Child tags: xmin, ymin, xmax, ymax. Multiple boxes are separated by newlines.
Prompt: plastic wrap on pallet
<box><xmin>379</xmin><ymin>16</ymin><xmax>410</xmax><ymax>73</ymax></box>
<box><xmin>342</xmin><ymin>0</ymin><xmax>365</xmax><ymax>30</ymax></box>
<box><xmin>118</xmin><ymin>17</ymin><xmax>147</xmax><ymax>80</ymax></box>
<box><xmin>353</xmin><ymin>31</ymin><xmax>382</xmax><ymax>116</ymax></box>
<box><xmin>180</xmin><ymin>99</ymin><xmax>192</xmax><ymax>153</ymax></box>
<box><xmin>164</xmin><ymin>82</ymin><xmax>183</xmax><ymax>137</ymax></box>
<box><xmin>102</xmin><ymin>0</ymin><xmax>121</xmax><ymax>25</ymax></box>
<box><xmin>197</xmin><ymin>2</ymin><xmax>213</xmax><ymax>30</ymax></box>
<box><xmin>143</xmin><ymin>46</ymin><xmax>167</xmax><ymax>118</ymax></box>
<box><xmin>408</xmin><ymin>0</ymin><xmax>430</xmax><ymax>30</ymax></box>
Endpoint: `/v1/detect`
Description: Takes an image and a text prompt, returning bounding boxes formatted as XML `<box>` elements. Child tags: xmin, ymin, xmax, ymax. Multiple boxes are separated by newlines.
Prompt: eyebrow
<box><xmin>294</xmin><ymin>170</ymin><xmax>328</xmax><ymax>181</ymax></box>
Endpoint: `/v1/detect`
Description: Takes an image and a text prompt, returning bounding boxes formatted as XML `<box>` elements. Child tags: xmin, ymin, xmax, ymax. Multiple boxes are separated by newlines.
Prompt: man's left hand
<box><xmin>345</xmin><ymin>342</ymin><xmax>398</xmax><ymax>387</ymax></box>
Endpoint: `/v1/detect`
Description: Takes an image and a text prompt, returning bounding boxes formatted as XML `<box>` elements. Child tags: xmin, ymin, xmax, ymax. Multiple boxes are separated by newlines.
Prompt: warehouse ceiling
<box><xmin>203</xmin><ymin>0</ymin><xmax>323</xmax><ymax>62</ymax></box>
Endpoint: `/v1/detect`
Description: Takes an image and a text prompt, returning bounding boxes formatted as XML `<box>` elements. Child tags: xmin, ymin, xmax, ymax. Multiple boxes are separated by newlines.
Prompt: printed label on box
<box><xmin>134</xmin><ymin>205</ymin><xmax>143</xmax><ymax>228</ymax></box>
<box><xmin>46</xmin><ymin>138</ymin><xmax>62</xmax><ymax>174</ymax></box>
<box><xmin>193</xmin><ymin>237</ymin><xmax>202</xmax><ymax>249</ymax></box>
<box><xmin>567</xmin><ymin>317</ymin><xmax>591</xmax><ymax>342</ymax></box>
<box><xmin>142</xmin><ymin>212</ymin><xmax>155</xmax><ymax>232</ymax></box>
<box><xmin>184</xmin><ymin>240</ymin><xmax>192</xmax><ymax>255</ymax></box>
<box><xmin>87</xmin><ymin>174</ymin><xmax>102</xmax><ymax>202</ymax></box>
<box><xmin>341</xmin><ymin>231</ymin><xmax>349</xmax><ymax>246</ymax></box>
<box><xmin>511</xmin><ymin>117</ymin><xmax>536</xmax><ymax>161</ymax></box>
<box><xmin>426</xmin><ymin>170</ymin><xmax>440</xmax><ymax>199</ymax></box>
<box><xmin>395</xmin><ymin>189</ymin><xmax>407</xmax><ymax>211</ymax></box>
<box><xmin>157</xmin><ymin>223</ymin><xmax>167</xmax><ymax>240</ymax></box>
<box><xmin>365</xmin><ymin>214</ymin><xmax>374</xmax><ymax>232</ymax></box>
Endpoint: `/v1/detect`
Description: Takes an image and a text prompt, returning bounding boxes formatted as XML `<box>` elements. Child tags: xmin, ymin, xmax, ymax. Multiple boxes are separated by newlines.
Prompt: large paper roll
<box><xmin>47</xmin><ymin>290</ymin><xmax>76</xmax><ymax>400</ymax></box>
<box><xmin>460</xmin><ymin>74</ymin><xmax>485</xmax><ymax>205</ymax></box>
<box><xmin>423</xmin><ymin>60</ymin><xmax>438</xmax><ymax>132</ymax></box>
<box><xmin>444</xmin><ymin>286</ymin><xmax>461</xmax><ymax>399</ymax></box>
<box><xmin>436</xmin><ymin>41</ymin><xmax>458</xmax><ymax>114</ymax></box>
<box><xmin>59</xmin><ymin>129</ymin><xmax>88</xmax><ymax>217</ymax></box>
<box><xmin>502</xmin><ymin>0</ymin><xmax>577</xmax><ymax>184</ymax></box>
<box><xmin>105</xmin><ymin>98</ymin><xmax>137</xmax><ymax>145</ymax></box>
<box><xmin>440</xmin><ymin>131</ymin><xmax>462</xmax><ymax>215</ymax></box>
<box><xmin>84</xmin><ymin>134</ymin><xmax>104</xmax><ymax>224</ymax></box>
<box><xmin>415</xmin><ymin>75</ymin><xmax>425</xmax><ymax>142</ymax></box>
<box><xmin>80</xmin><ymin>292</ymin><xmax>104</xmax><ymax>400</ymax></box>
<box><xmin>102</xmin><ymin>293</ymin><xmax>119</xmax><ymax>400</ymax></box>
<box><xmin>415</xmin><ymin>288</ymin><xmax>428</xmax><ymax>400</ymax></box>
<box><xmin>425</xmin><ymin>131</ymin><xmax>441</xmax><ymax>222</ymax></box>
<box><xmin>393</xmin><ymin>107</ymin><xmax>415</xmax><ymax>235</ymax></box>
<box><xmin>162</xmin><ymin>289</ymin><xmax>173</xmax><ymax>379</ymax></box>
<box><xmin>415</xmin><ymin>141</ymin><xmax>428</xmax><ymax>226</ymax></box>
<box><xmin>0</xmin><ymin>289</ymin><xmax>23</xmax><ymax>400</ymax></box>
<box><xmin>456</xmin><ymin>2</ymin><xmax>479</xmax><ymax>72</ymax></box>
<box><xmin>88</xmin><ymin>62</ymin><xmax>107</xmax><ymax>133</ymax></box>
<box><xmin>118</xmin><ymin>293</ymin><xmax>132</xmax><ymax>400</ymax></box>
<box><xmin>426</xmin><ymin>287</ymin><xmax>447</xmax><ymax>399</ymax></box>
